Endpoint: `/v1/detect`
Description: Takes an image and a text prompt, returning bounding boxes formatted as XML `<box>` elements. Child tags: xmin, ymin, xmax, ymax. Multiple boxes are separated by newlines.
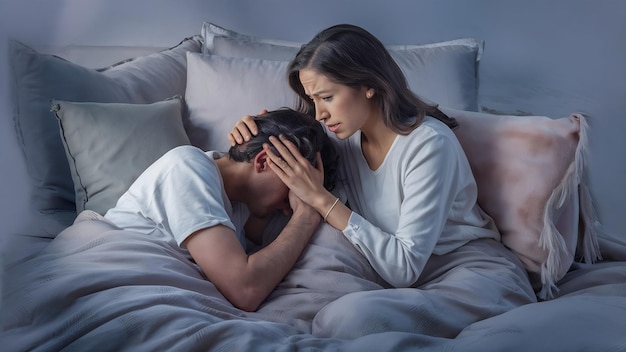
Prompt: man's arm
<box><xmin>185</xmin><ymin>206</ymin><xmax>320</xmax><ymax>312</ymax></box>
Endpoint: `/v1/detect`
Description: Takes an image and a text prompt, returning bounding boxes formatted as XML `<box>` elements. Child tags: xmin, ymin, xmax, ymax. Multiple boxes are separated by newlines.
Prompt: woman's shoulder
<box><xmin>405</xmin><ymin>116</ymin><xmax>458</xmax><ymax>145</ymax></box>
<box><xmin>393</xmin><ymin>117</ymin><xmax>465</xmax><ymax>166</ymax></box>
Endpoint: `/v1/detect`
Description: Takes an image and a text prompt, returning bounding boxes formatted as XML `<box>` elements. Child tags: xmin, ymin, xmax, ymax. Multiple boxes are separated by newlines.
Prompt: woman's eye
<box><xmin>322</xmin><ymin>96</ymin><xmax>332</xmax><ymax>102</ymax></box>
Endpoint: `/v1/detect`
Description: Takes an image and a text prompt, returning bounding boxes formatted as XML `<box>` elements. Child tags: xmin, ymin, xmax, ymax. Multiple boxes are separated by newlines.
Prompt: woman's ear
<box><xmin>365</xmin><ymin>88</ymin><xmax>375</xmax><ymax>99</ymax></box>
<box><xmin>254</xmin><ymin>149</ymin><xmax>269</xmax><ymax>173</ymax></box>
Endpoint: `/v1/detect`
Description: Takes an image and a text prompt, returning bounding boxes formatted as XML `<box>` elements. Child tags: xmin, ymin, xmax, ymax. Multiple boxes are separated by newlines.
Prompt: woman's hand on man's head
<box><xmin>228</xmin><ymin>109</ymin><xmax>267</xmax><ymax>146</ymax></box>
<box><xmin>264</xmin><ymin>135</ymin><xmax>325</xmax><ymax>208</ymax></box>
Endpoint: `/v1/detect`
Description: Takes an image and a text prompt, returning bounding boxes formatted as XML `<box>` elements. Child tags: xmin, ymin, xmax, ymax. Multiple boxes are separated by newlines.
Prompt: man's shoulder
<box><xmin>148</xmin><ymin>146</ymin><xmax>221</xmax><ymax>182</ymax></box>
<box><xmin>161</xmin><ymin>145</ymin><xmax>213</xmax><ymax>162</ymax></box>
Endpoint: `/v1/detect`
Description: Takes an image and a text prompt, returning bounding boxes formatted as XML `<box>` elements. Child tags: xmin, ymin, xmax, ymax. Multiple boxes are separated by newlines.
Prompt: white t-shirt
<box><xmin>105</xmin><ymin>146</ymin><xmax>249</xmax><ymax>252</ymax></box>
<box><xmin>333</xmin><ymin>117</ymin><xmax>499</xmax><ymax>287</ymax></box>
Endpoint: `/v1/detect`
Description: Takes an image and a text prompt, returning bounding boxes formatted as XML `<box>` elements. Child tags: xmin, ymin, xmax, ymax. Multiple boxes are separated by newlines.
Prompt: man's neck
<box><xmin>215</xmin><ymin>156</ymin><xmax>250</xmax><ymax>203</ymax></box>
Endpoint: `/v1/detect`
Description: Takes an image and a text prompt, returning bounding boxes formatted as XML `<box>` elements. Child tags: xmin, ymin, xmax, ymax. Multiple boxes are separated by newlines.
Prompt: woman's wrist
<box><xmin>323</xmin><ymin>198</ymin><xmax>340</xmax><ymax>222</ymax></box>
<box><xmin>317</xmin><ymin>193</ymin><xmax>350</xmax><ymax>231</ymax></box>
<box><xmin>312</xmin><ymin>192</ymin><xmax>339</xmax><ymax>217</ymax></box>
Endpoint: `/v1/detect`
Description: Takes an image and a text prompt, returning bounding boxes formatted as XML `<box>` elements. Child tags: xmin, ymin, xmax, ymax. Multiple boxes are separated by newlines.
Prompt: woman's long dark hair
<box><xmin>288</xmin><ymin>24</ymin><xmax>458</xmax><ymax>134</ymax></box>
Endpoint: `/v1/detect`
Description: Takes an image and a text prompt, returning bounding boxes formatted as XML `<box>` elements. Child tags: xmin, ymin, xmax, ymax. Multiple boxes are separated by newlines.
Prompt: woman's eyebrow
<box><xmin>309</xmin><ymin>89</ymin><xmax>331</xmax><ymax>97</ymax></box>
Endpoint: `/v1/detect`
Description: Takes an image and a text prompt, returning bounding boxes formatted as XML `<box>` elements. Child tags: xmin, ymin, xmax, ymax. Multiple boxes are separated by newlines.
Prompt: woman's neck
<box><xmin>360</xmin><ymin>117</ymin><xmax>398</xmax><ymax>171</ymax></box>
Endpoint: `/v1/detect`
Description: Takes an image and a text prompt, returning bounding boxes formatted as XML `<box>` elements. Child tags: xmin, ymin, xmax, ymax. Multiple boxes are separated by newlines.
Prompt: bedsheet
<box><xmin>1</xmin><ymin>211</ymin><xmax>625</xmax><ymax>351</ymax></box>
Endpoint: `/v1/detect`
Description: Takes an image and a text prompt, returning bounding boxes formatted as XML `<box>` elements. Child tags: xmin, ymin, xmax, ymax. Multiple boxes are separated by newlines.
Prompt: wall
<box><xmin>1</xmin><ymin>0</ymin><xmax>625</xmax><ymax>272</ymax></box>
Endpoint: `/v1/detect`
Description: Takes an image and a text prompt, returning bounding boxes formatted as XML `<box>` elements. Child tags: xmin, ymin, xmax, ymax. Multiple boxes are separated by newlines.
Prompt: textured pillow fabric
<box><xmin>184</xmin><ymin>52</ymin><xmax>298</xmax><ymax>152</ymax></box>
<box><xmin>51</xmin><ymin>97</ymin><xmax>190</xmax><ymax>216</ymax></box>
<box><xmin>447</xmin><ymin>108</ymin><xmax>601</xmax><ymax>299</ymax></box>
<box><xmin>9</xmin><ymin>36</ymin><xmax>202</xmax><ymax>227</ymax></box>
<box><xmin>201</xmin><ymin>22</ymin><xmax>483</xmax><ymax>111</ymax></box>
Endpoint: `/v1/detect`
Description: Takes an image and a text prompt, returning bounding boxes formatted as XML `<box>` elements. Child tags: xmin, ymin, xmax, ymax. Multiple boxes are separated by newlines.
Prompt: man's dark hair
<box><xmin>228</xmin><ymin>108</ymin><xmax>339</xmax><ymax>191</ymax></box>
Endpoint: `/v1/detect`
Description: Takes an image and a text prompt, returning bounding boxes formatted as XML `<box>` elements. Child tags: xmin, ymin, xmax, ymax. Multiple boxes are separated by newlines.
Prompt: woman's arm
<box><xmin>269</xmin><ymin>129</ymin><xmax>465</xmax><ymax>287</ymax></box>
<box><xmin>343</xmin><ymin>132</ymin><xmax>461</xmax><ymax>286</ymax></box>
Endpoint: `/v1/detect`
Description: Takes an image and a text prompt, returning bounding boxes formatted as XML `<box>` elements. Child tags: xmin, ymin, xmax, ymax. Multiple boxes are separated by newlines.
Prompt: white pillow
<box><xmin>184</xmin><ymin>53</ymin><xmax>298</xmax><ymax>152</ymax></box>
<box><xmin>201</xmin><ymin>22</ymin><xmax>483</xmax><ymax>112</ymax></box>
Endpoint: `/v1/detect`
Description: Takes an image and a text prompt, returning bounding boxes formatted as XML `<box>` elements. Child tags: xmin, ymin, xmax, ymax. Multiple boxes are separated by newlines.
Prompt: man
<box><xmin>105</xmin><ymin>108</ymin><xmax>338</xmax><ymax>312</ymax></box>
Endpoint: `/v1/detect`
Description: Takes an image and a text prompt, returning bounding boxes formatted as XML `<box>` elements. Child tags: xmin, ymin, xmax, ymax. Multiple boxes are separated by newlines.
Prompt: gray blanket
<box><xmin>2</xmin><ymin>213</ymin><xmax>626</xmax><ymax>351</ymax></box>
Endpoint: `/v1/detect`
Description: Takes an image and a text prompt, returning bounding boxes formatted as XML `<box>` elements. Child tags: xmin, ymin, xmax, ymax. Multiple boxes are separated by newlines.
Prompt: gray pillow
<box><xmin>51</xmin><ymin>97</ymin><xmax>190</xmax><ymax>216</ymax></box>
<box><xmin>184</xmin><ymin>53</ymin><xmax>298</xmax><ymax>152</ymax></box>
<box><xmin>201</xmin><ymin>22</ymin><xmax>483</xmax><ymax>111</ymax></box>
<box><xmin>9</xmin><ymin>35</ymin><xmax>202</xmax><ymax>227</ymax></box>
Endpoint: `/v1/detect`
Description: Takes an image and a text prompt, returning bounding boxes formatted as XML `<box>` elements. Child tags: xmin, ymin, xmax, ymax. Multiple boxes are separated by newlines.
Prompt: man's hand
<box><xmin>287</xmin><ymin>190</ymin><xmax>321</xmax><ymax>226</ymax></box>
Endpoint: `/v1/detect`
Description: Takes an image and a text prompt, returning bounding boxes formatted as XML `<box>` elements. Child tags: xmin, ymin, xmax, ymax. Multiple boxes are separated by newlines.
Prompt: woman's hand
<box><xmin>264</xmin><ymin>135</ymin><xmax>326</xmax><ymax>209</ymax></box>
<box><xmin>228</xmin><ymin>109</ymin><xmax>267</xmax><ymax>146</ymax></box>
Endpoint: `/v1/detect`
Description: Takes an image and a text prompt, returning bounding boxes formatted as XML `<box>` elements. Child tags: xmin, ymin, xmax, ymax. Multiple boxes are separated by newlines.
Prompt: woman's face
<box><xmin>299</xmin><ymin>68</ymin><xmax>375</xmax><ymax>140</ymax></box>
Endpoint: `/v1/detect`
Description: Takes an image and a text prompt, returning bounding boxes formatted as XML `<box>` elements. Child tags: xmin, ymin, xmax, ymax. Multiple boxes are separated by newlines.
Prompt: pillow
<box><xmin>201</xmin><ymin>22</ymin><xmax>483</xmax><ymax>112</ymax></box>
<box><xmin>447</xmin><ymin>108</ymin><xmax>601</xmax><ymax>299</ymax></box>
<box><xmin>201</xmin><ymin>21</ymin><xmax>301</xmax><ymax>55</ymax></box>
<box><xmin>184</xmin><ymin>52</ymin><xmax>298</xmax><ymax>152</ymax></box>
<box><xmin>51</xmin><ymin>97</ymin><xmax>190</xmax><ymax>216</ymax></box>
<box><xmin>9</xmin><ymin>35</ymin><xmax>202</xmax><ymax>229</ymax></box>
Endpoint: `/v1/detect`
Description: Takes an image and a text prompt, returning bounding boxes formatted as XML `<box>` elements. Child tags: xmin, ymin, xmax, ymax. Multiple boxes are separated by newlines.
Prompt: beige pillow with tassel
<box><xmin>445</xmin><ymin>107</ymin><xmax>602</xmax><ymax>299</ymax></box>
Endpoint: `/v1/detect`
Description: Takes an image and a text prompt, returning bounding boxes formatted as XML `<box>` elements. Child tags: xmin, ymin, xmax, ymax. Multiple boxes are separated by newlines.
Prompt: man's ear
<box><xmin>253</xmin><ymin>149</ymin><xmax>269</xmax><ymax>173</ymax></box>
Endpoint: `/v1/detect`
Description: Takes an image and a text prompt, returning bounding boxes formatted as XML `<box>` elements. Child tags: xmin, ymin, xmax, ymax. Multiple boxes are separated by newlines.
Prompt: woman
<box><xmin>229</xmin><ymin>24</ymin><xmax>536</xmax><ymax>338</ymax></box>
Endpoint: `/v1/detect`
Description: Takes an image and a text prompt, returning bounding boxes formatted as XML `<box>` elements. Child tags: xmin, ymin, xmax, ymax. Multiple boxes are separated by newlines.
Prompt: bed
<box><xmin>2</xmin><ymin>22</ymin><xmax>626</xmax><ymax>351</ymax></box>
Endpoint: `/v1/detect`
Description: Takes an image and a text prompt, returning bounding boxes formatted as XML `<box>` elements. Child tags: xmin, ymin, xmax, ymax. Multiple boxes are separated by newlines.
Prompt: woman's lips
<box><xmin>327</xmin><ymin>123</ymin><xmax>340</xmax><ymax>133</ymax></box>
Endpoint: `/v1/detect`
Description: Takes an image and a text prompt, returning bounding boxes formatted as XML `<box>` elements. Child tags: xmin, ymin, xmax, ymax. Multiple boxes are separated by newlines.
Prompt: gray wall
<box><xmin>1</xmin><ymin>0</ymin><xmax>625</xmax><ymax>251</ymax></box>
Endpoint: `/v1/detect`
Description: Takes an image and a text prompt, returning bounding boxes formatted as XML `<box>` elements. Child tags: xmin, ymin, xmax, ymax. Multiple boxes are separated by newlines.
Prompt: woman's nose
<box><xmin>316</xmin><ymin>110</ymin><xmax>328</xmax><ymax>122</ymax></box>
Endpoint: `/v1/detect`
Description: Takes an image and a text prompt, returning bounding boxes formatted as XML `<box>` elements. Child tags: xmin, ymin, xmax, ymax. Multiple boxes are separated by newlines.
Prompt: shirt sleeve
<box><xmin>130</xmin><ymin>146</ymin><xmax>236</xmax><ymax>247</ymax></box>
<box><xmin>342</xmin><ymin>131</ymin><xmax>461</xmax><ymax>287</ymax></box>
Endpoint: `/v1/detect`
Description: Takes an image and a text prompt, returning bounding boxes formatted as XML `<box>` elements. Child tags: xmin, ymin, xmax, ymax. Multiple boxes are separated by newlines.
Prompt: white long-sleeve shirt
<box><xmin>333</xmin><ymin>117</ymin><xmax>499</xmax><ymax>287</ymax></box>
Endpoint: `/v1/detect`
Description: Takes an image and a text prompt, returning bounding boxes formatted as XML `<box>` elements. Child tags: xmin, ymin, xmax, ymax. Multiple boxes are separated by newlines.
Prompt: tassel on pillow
<box><xmin>449</xmin><ymin>108</ymin><xmax>602</xmax><ymax>299</ymax></box>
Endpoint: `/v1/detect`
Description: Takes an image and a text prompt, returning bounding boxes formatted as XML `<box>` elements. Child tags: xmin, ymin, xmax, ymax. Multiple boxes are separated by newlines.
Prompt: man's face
<box><xmin>249</xmin><ymin>170</ymin><xmax>291</xmax><ymax>218</ymax></box>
